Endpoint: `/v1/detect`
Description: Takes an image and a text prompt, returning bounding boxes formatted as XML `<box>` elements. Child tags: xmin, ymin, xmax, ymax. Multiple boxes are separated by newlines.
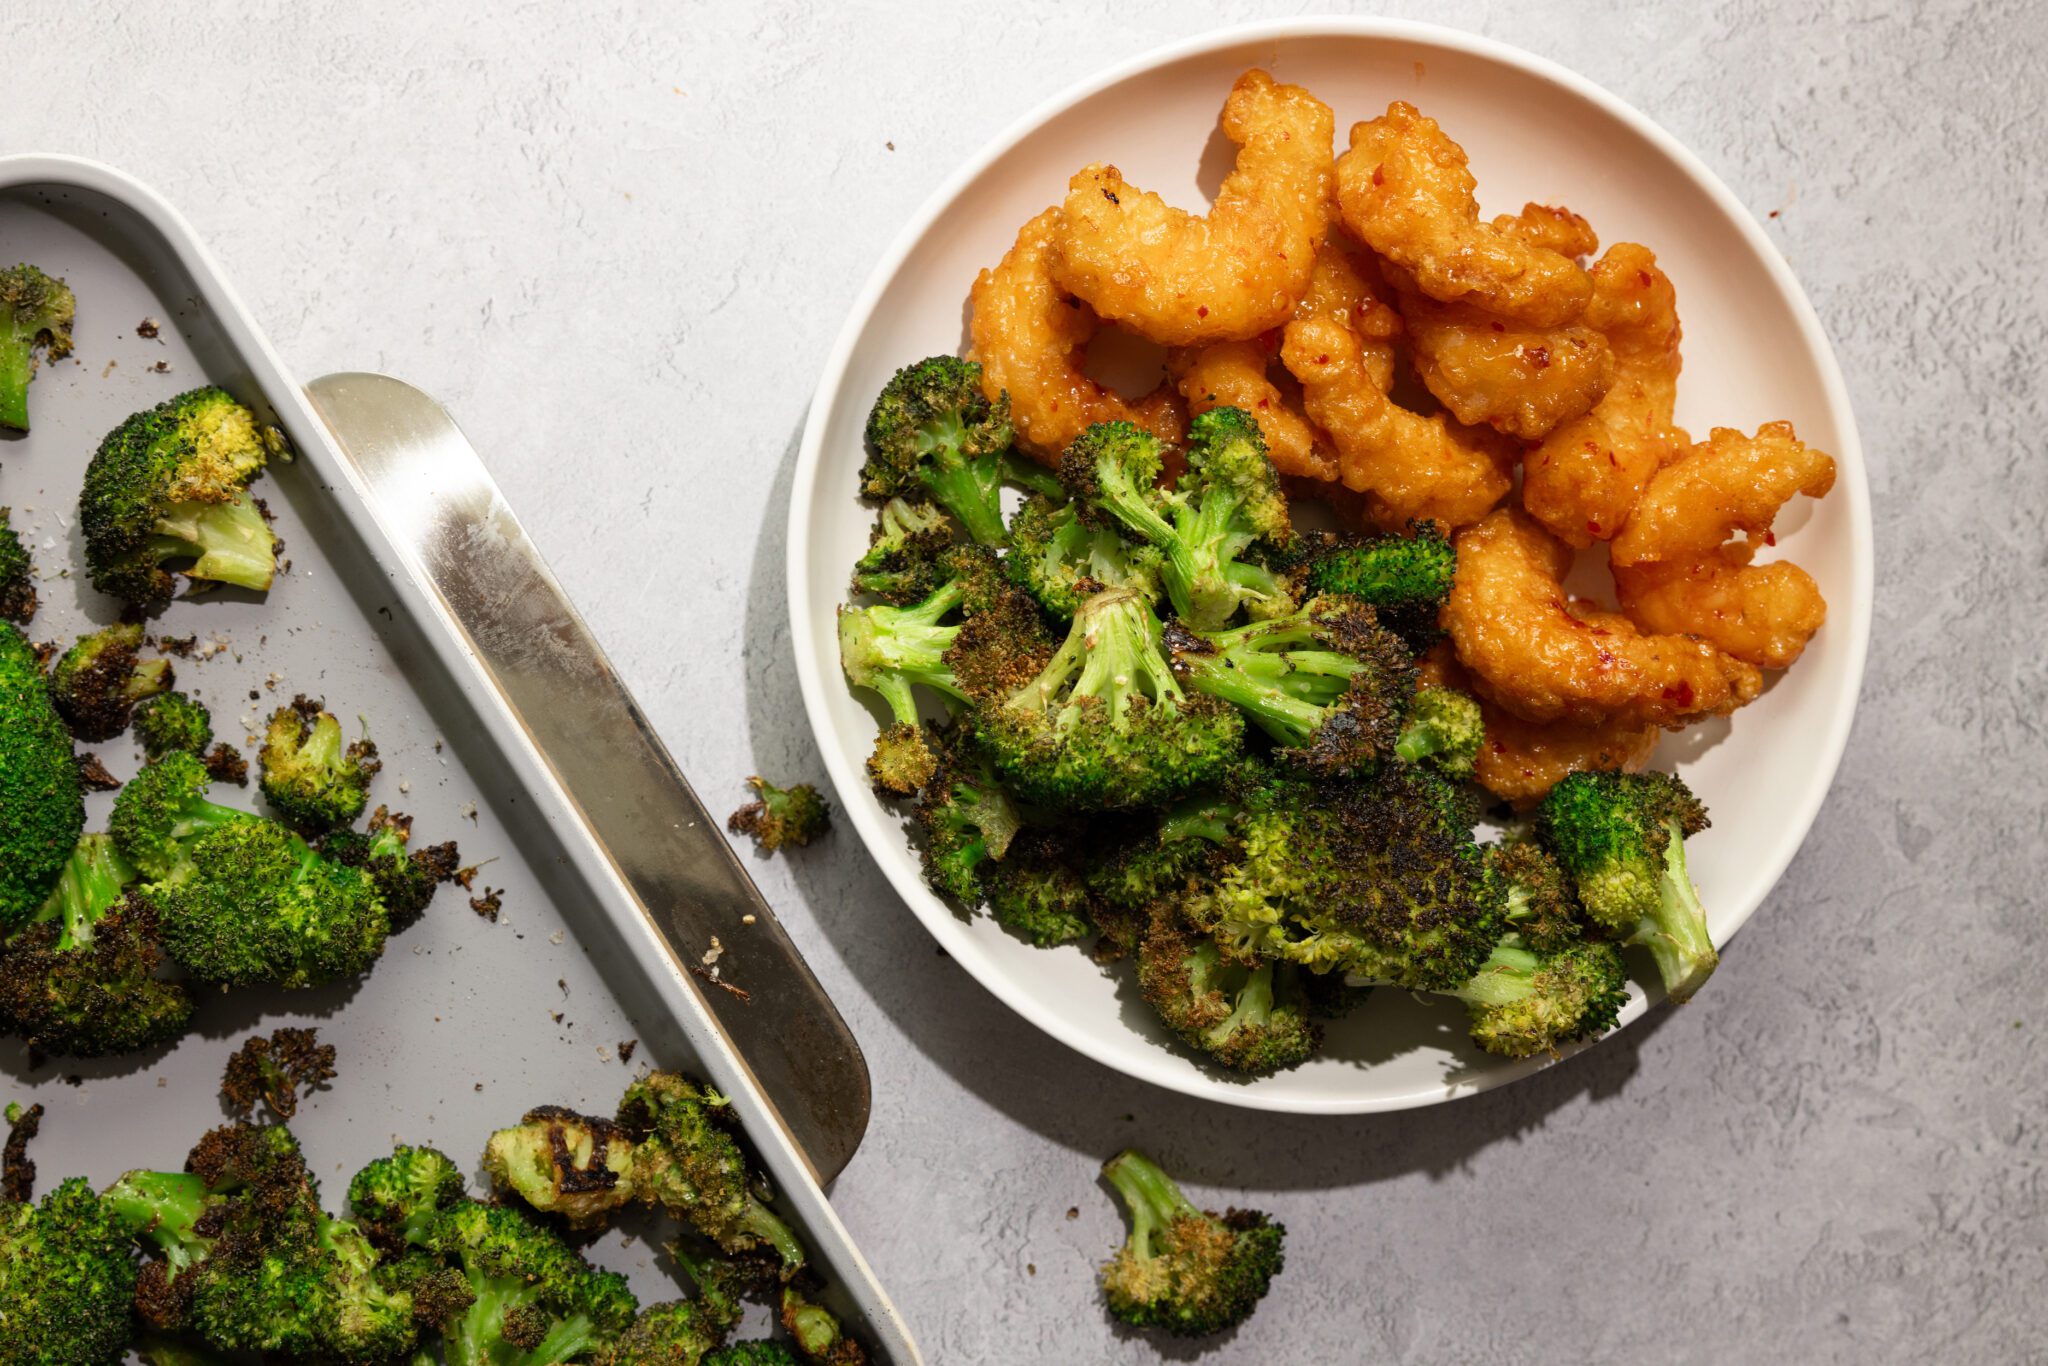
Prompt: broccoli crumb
<box><xmin>75</xmin><ymin>753</ymin><xmax>120</xmax><ymax>792</ymax></box>
<box><xmin>727</xmin><ymin>776</ymin><xmax>830</xmax><ymax>852</ymax></box>
<box><xmin>201</xmin><ymin>742</ymin><xmax>249</xmax><ymax>785</ymax></box>
<box><xmin>470</xmin><ymin>888</ymin><xmax>503</xmax><ymax>922</ymax></box>
<box><xmin>220</xmin><ymin>1027</ymin><xmax>336</xmax><ymax>1121</ymax></box>
<box><xmin>617</xmin><ymin>1039</ymin><xmax>637</xmax><ymax>1064</ymax></box>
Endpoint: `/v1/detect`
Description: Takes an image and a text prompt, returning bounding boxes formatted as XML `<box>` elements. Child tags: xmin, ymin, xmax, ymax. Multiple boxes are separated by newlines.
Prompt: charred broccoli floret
<box><xmin>1486</xmin><ymin>839</ymin><xmax>1584</xmax><ymax>955</ymax></box>
<box><xmin>1060</xmin><ymin>410</ymin><xmax>1294</xmax><ymax>631</ymax></box>
<box><xmin>911</xmin><ymin>731</ymin><xmax>1023</xmax><ymax>907</ymax></box>
<box><xmin>860</xmin><ymin>357</ymin><xmax>1023</xmax><ymax>547</ymax></box>
<box><xmin>973</xmin><ymin>587</ymin><xmax>1243</xmax><ymax>811</ymax></box>
<box><xmin>780</xmin><ymin>1285</ymin><xmax>868</xmax><ymax>1365</ymax></box>
<box><xmin>345</xmin><ymin>1144</ymin><xmax>466</xmax><ymax>1250</ymax></box>
<box><xmin>599</xmin><ymin>1299</ymin><xmax>731</xmax><ymax>1366</ymax></box>
<box><xmin>0</xmin><ymin>508</ymin><xmax>35</xmax><ymax>623</ymax></box>
<box><xmin>259</xmin><ymin>697</ymin><xmax>379</xmax><ymax>831</ymax></box>
<box><xmin>982</xmin><ymin>828</ymin><xmax>1099</xmax><ymax>947</ymax></box>
<box><xmin>0</xmin><ymin>1176</ymin><xmax>137</xmax><ymax>1365</ymax></box>
<box><xmin>316</xmin><ymin>808</ymin><xmax>457</xmax><ymax>932</ymax></box>
<box><xmin>133</xmin><ymin>691</ymin><xmax>214</xmax><ymax>760</ymax></box>
<box><xmin>1085</xmin><ymin>796</ymin><xmax>1239</xmax><ymax>917</ymax></box>
<box><xmin>0</xmin><ymin>264</ymin><xmax>75</xmax><ymax>431</ymax></box>
<box><xmin>1</xmin><ymin>622</ymin><xmax>84</xmax><ymax>930</ymax></box>
<box><xmin>1138</xmin><ymin>908</ymin><xmax>1320</xmax><ymax>1075</ymax></box>
<box><xmin>109</xmin><ymin>752</ymin><xmax>255</xmax><ymax>881</ymax></box>
<box><xmin>1003</xmin><ymin>492</ymin><xmax>1162</xmax><ymax>620</ymax></box>
<box><xmin>1538</xmin><ymin>770</ymin><xmax>1718</xmax><ymax>1002</ymax></box>
<box><xmin>0</xmin><ymin>833</ymin><xmax>194</xmax><ymax>1057</ymax></box>
<box><xmin>220</xmin><ymin>1027</ymin><xmax>336</xmax><ymax>1121</ymax></box>
<box><xmin>706</xmin><ymin>1342</ymin><xmax>802</xmax><ymax>1366</ymax></box>
<box><xmin>1393</xmin><ymin>685</ymin><xmax>1483</xmax><ymax>777</ymax></box>
<box><xmin>1169</xmin><ymin>593</ymin><xmax>1415</xmax><ymax>776</ymax></box>
<box><xmin>727</xmin><ymin>777</ymin><xmax>829</xmax><ymax>852</ymax></box>
<box><xmin>483</xmin><ymin>1106</ymin><xmax>640</xmax><ymax>1231</ymax></box>
<box><xmin>1434</xmin><ymin>937</ymin><xmax>1629</xmax><ymax>1058</ymax></box>
<box><xmin>1306</xmin><ymin>521</ymin><xmax>1456</xmax><ymax>650</ymax></box>
<box><xmin>78</xmin><ymin>387</ymin><xmax>287</xmax><ymax>611</ymax></box>
<box><xmin>1098</xmin><ymin>1149</ymin><xmax>1284</xmax><ymax>1337</ymax></box>
<box><xmin>849</xmin><ymin>497</ymin><xmax>953</xmax><ymax>603</ymax></box>
<box><xmin>49</xmin><ymin>622</ymin><xmax>174</xmax><ymax>740</ymax></box>
<box><xmin>415</xmin><ymin>1199</ymin><xmax>638</xmax><ymax>1366</ymax></box>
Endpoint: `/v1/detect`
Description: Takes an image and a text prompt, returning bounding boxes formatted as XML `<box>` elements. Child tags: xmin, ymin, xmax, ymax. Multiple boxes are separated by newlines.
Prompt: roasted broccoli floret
<box><xmin>1486</xmin><ymin>838</ymin><xmax>1584</xmax><ymax>954</ymax></box>
<box><xmin>220</xmin><ymin>1027</ymin><xmax>336</xmax><ymax>1120</ymax></box>
<box><xmin>1060</xmin><ymin>410</ymin><xmax>1294</xmax><ymax>631</ymax></box>
<box><xmin>780</xmin><ymin>1285</ymin><xmax>868</xmax><ymax>1365</ymax></box>
<box><xmin>706</xmin><ymin>1343</ymin><xmax>802</xmax><ymax>1366</ymax></box>
<box><xmin>483</xmin><ymin>1106</ymin><xmax>640</xmax><ymax>1231</ymax></box>
<box><xmin>1169</xmin><ymin>593</ymin><xmax>1415</xmax><ymax>775</ymax></box>
<box><xmin>982</xmin><ymin>828</ymin><xmax>1098</xmax><ymax>947</ymax></box>
<box><xmin>1538</xmin><ymin>770</ymin><xmax>1718</xmax><ymax>1002</ymax></box>
<box><xmin>133</xmin><ymin>691</ymin><xmax>213</xmax><ymax>760</ymax></box>
<box><xmin>317</xmin><ymin>808</ymin><xmax>457</xmax><ymax>933</ymax></box>
<box><xmin>1</xmin><ymin>622</ymin><xmax>84</xmax><ymax>930</ymax></box>
<box><xmin>49</xmin><ymin>622</ymin><xmax>174</xmax><ymax>741</ymax></box>
<box><xmin>78</xmin><ymin>387</ymin><xmax>287</xmax><ymax>611</ymax></box>
<box><xmin>838</xmin><ymin>571</ymin><xmax>980</xmax><ymax>794</ymax></box>
<box><xmin>1393</xmin><ymin>685</ymin><xmax>1483</xmax><ymax>777</ymax></box>
<box><xmin>911</xmin><ymin>733</ymin><xmax>1023</xmax><ymax>906</ymax></box>
<box><xmin>346</xmin><ymin>1144</ymin><xmax>466</xmax><ymax>1249</ymax></box>
<box><xmin>860</xmin><ymin>356</ymin><xmax>1020</xmax><ymax>547</ymax></box>
<box><xmin>727</xmin><ymin>777</ymin><xmax>829</xmax><ymax>852</ymax></box>
<box><xmin>0</xmin><ymin>264</ymin><xmax>75</xmax><ymax>431</ymax></box>
<box><xmin>973</xmin><ymin>586</ymin><xmax>1243</xmax><ymax>810</ymax></box>
<box><xmin>1306</xmin><ymin>521</ymin><xmax>1456</xmax><ymax>649</ymax></box>
<box><xmin>259</xmin><ymin>697</ymin><xmax>379</xmax><ymax>831</ymax></box>
<box><xmin>1003</xmin><ymin>492</ymin><xmax>1162</xmax><ymax>620</ymax></box>
<box><xmin>0</xmin><ymin>833</ymin><xmax>194</xmax><ymax>1057</ymax></box>
<box><xmin>0</xmin><ymin>507</ymin><xmax>35</xmax><ymax>623</ymax></box>
<box><xmin>1085</xmin><ymin>796</ymin><xmax>1239</xmax><ymax>917</ymax></box>
<box><xmin>599</xmin><ymin>1299</ymin><xmax>730</xmax><ymax>1366</ymax></box>
<box><xmin>849</xmin><ymin>497</ymin><xmax>954</xmax><ymax>603</ymax></box>
<box><xmin>1432</xmin><ymin>937</ymin><xmax>1630</xmax><ymax>1058</ymax></box>
<box><xmin>109</xmin><ymin>751</ymin><xmax>255</xmax><ymax>881</ymax></box>
<box><xmin>1098</xmin><ymin>1149</ymin><xmax>1284</xmax><ymax>1337</ymax></box>
<box><xmin>1138</xmin><ymin>908</ymin><xmax>1320</xmax><ymax>1075</ymax></box>
<box><xmin>0</xmin><ymin>1175</ymin><xmax>137</xmax><ymax>1366</ymax></box>
<box><xmin>415</xmin><ymin>1199</ymin><xmax>638</xmax><ymax>1366</ymax></box>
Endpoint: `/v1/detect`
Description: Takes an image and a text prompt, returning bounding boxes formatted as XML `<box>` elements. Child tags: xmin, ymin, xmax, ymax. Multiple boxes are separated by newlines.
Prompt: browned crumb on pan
<box><xmin>220</xmin><ymin>1027</ymin><xmax>337</xmax><ymax>1121</ymax></box>
<box><xmin>76</xmin><ymin>753</ymin><xmax>120</xmax><ymax>791</ymax></box>
<box><xmin>203</xmin><ymin>743</ymin><xmax>249</xmax><ymax>786</ymax></box>
<box><xmin>470</xmin><ymin>887</ymin><xmax>503</xmax><ymax>922</ymax></box>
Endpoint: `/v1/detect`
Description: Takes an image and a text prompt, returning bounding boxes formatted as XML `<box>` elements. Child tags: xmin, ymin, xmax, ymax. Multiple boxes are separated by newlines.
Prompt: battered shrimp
<box><xmin>1614</xmin><ymin>545</ymin><xmax>1828</xmax><ymax>670</ymax></box>
<box><xmin>1281</xmin><ymin>314</ymin><xmax>1514</xmax><ymax>531</ymax></box>
<box><xmin>1050</xmin><ymin>69</ymin><xmax>1335</xmax><ymax>347</ymax></box>
<box><xmin>1522</xmin><ymin>244</ymin><xmax>1687</xmax><ymax>547</ymax></box>
<box><xmin>1390</xmin><ymin>276</ymin><xmax>1616</xmax><ymax>440</ymax></box>
<box><xmin>1167</xmin><ymin>339</ymin><xmax>1336</xmax><ymax>482</ymax></box>
<box><xmin>1335</xmin><ymin>103</ymin><xmax>1593</xmax><ymax>326</ymax></box>
<box><xmin>1495</xmin><ymin>203</ymin><xmax>1599</xmax><ymax>260</ymax></box>
<box><xmin>968</xmin><ymin>208</ymin><xmax>1185</xmax><ymax>462</ymax></box>
<box><xmin>1611</xmin><ymin>421</ymin><xmax>1836</xmax><ymax>566</ymax></box>
<box><xmin>1445</xmin><ymin>508</ymin><xmax>1762</xmax><ymax>728</ymax></box>
<box><xmin>1294</xmin><ymin>234</ymin><xmax>1404</xmax><ymax>392</ymax></box>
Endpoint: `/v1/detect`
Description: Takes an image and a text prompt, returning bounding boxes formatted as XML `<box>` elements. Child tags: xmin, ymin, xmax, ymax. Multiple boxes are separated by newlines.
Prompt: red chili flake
<box><xmin>1661</xmin><ymin>681</ymin><xmax>1695</xmax><ymax>706</ymax></box>
<box><xmin>1315</xmin><ymin>354</ymin><xmax>1329</xmax><ymax>365</ymax></box>
<box><xmin>1763</xmin><ymin>529</ymin><xmax>1776</xmax><ymax>546</ymax></box>
<box><xmin>1638</xmin><ymin>270</ymin><xmax>1653</xmax><ymax>287</ymax></box>
<box><xmin>1196</xmin><ymin>305</ymin><xmax>1209</xmax><ymax>318</ymax></box>
<box><xmin>1491</xmin><ymin>741</ymin><xmax>1508</xmax><ymax>754</ymax></box>
<box><xmin>1256</xmin><ymin>397</ymin><xmax>1269</xmax><ymax>409</ymax></box>
<box><xmin>1586</xmin><ymin>519</ymin><xmax>1601</xmax><ymax>534</ymax></box>
<box><xmin>1596</xmin><ymin>648</ymin><xmax>1617</xmax><ymax>666</ymax></box>
<box><xmin>1371</xmin><ymin>166</ymin><xmax>1385</xmax><ymax>187</ymax></box>
<box><xmin>1527</xmin><ymin>346</ymin><xmax>1550</xmax><ymax>369</ymax></box>
<box><xmin>1489</xmin><ymin>321</ymin><xmax>1505</xmax><ymax>333</ymax></box>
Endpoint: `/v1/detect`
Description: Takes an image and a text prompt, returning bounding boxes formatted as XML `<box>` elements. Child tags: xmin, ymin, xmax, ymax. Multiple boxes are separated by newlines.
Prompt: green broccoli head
<box><xmin>317</xmin><ymin>808</ymin><xmax>456</xmax><ymax>933</ymax></box>
<box><xmin>1098</xmin><ymin>1149</ymin><xmax>1284</xmax><ymax>1337</ymax></box>
<box><xmin>1444</xmin><ymin>937</ymin><xmax>1630</xmax><ymax>1058</ymax></box>
<box><xmin>0</xmin><ymin>507</ymin><xmax>35</xmax><ymax>623</ymax></box>
<box><xmin>1393</xmin><ymin>685</ymin><xmax>1483</xmax><ymax>778</ymax></box>
<box><xmin>912</xmin><ymin>729</ymin><xmax>1023</xmax><ymax>906</ymax></box>
<box><xmin>1084</xmin><ymin>796</ymin><xmax>1240</xmax><ymax>916</ymax></box>
<box><xmin>49</xmin><ymin>621</ymin><xmax>174</xmax><ymax>741</ymax></box>
<box><xmin>598</xmin><ymin>1299</ymin><xmax>730</xmax><ymax>1366</ymax></box>
<box><xmin>259</xmin><ymin>698</ymin><xmax>380</xmax><ymax>831</ymax></box>
<box><xmin>982</xmin><ymin>828</ymin><xmax>1100</xmax><ymax>947</ymax></box>
<box><xmin>484</xmin><ymin>1105</ymin><xmax>639</xmax><ymax>1232</ymax></box>
<box><xmin>1538</xmin><ymin>770</ymin><xmax>1716</xmax><ymax>1002</ymax></box>
<box><xmin>861</xmin><ymin>357</ymin><xmax>1015</xmax><ymax>546</ymax></box>
<box><xmin>1305</xmin><ymin>521</ymin><xmax>1457</xmax><ymax>650</ymax></box>
<box><xmin>727</xmin><ymin>777</ymin><xmax>829</xmax><ymax>852</ymax></box>
<box><xmin>1138</xmin><ymin>909</ymin><xmax>1321</xmax><ymax>1075</ymax></box>
<box><xmin>780</xmin><ymin>1285</ymin><xmax>867</xmax><ymax>1364</ymax></box>
<box><xmin>346</xmin><ymin>1144</ymin><xmax>466</xmax><ymax>1249</ymax></box>
<box><xmin>108</xmin><ymin>751</ymin><xmax>255</xmax><ymax>882</ymax></box>
<box><xmin>151</xmin><ymin>820</ymin><xmax>390</xmax><ymax>989</ymax></box>
<box><xmin>1003</xmin><ymin>492</ymin><xmax>1162</xmax><ymax>621</ymax></box>
<box><xmin>705</xmin><ymin>1342</ymin><xmax>802</xmax><ymax>1366</ymax></box>
<box><xmin>0</xmin><ymin>1176</ymin><xmax>138</xmax><ymax>1365</ymax></box>
<box><xmin>0</xmin><ymin>264</ymin><xmax>75</xmax><ymax>432</ymax></box>
<box><xmin>133</xmin><ymin>691</ymin><xmax>214</xmax><ymax>761</ymax></box>
<box><xmin>1485</xmin><ymin>838</ymin><xmax>1584</xmax><ymax>955</ymax></box>
<box><xmin>1</xmin><ymin>622</ymin><xmax>84</xmax><ymax>930</ymax></box>
<box><xmin>974</xmin><ymin>587</ymin><xmax>1244</xmax><ymax>811</ymax></box>
<box><xmin>78</xmin><ymin>387</ymin><xmax>287</xmax><ymax>611</ymax></box>
<box><xmin>849</xmin><ymin>497</ymin><xmax>955</xmax><ymax>603</ymax></box>
<box><xmin>416</xmin><ymin>1199</ymin><xmax>639</xmax><ymax>1366</ymax></box>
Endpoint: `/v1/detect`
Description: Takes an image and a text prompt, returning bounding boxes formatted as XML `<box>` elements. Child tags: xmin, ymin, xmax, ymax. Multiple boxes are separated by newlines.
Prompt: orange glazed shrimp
<box><xmin>1390</xmin><ymin>276</ymin><xmax>1615</xmax><ymax>440</ymax></box>
<box><xmin>1444</xmin><ymin>508</ymin><xmax>1762</xmax><ymax>728</ymax></box>
<box><xmin>1294</xmin><ymin>233</ymin><xmax>1404</xmax><ymax>392</ymax></box>
<box><xmin>1611</xmin><ymin>421</ymin><xmax>1836</xmax><ymax>566</ymax></box>
<box><xmin>1167</xmin><ymin>339</ymin><xmax>1336</xmax><ymax>482</ymax></box>
<box><xmin>968</xmin><ymin>208</ymin><xmax>1184</xmax><ymax>463</ymax></box>
<box><xmin>1050</xmin><ymin>69</ymin><xmax>1334</xmax><ymax>347</ymax></box>
<box><xmin>1336</xmin><ymin>102</ymin><xmax>1592</xmax><ymax>327</ymax></box>
<box><xmin>1613</xmin><ymin>545</ymin><xmax>1828</xmax><ymax>670</ymax></box>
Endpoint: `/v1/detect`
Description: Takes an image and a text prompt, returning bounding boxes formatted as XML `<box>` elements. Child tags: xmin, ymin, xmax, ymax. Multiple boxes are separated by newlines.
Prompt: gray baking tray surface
<box><xmin>0</xmin><ymin>154</ymin><xmax>917</xmax><ymax>1363</ymax></box>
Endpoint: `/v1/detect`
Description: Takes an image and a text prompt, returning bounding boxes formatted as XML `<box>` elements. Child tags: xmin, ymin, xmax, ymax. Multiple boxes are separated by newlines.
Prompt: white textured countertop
<box><xmin>7</xmin><ymin>2</ymin><xmax>2044</xmax><ymax>1359</ymax></box>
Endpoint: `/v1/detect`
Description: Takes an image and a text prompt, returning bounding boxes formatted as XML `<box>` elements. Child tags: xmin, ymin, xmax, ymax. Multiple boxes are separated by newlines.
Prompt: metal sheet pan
<box><xmin>0</xmin><ymin>154</ymin><xmax>918</xmax><ymax>1363</ymax></box>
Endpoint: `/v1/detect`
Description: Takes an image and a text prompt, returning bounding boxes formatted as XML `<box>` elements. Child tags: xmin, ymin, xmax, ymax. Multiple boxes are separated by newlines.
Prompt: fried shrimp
<box><xmin>1294</xmin><ymin>234</ymin><xmax>1404</xmax><ymax>391</ymax></box>
<box><xmin>1168</xmin><ymin>339</ymin><xmax>1336</xmax><ymax>481</ymax></box>
<box><xmin>1495</xmin><ymin>203</ymin><xmax>1599</xmax><ymax>260</ymax></box>
<box><xmin>1614</xmin><ymin>545</ymin><xmax>1828</xmax><ymax>670</ymax></box>
<box><xmin>1522</xmin><ymin>243</ymin><xmax>1687</xmax><ymax>547</ymax></box>
<box><xmin>1281</xmin><ymin>314</ymin><xmax>1514</xmax><ymax>530</ymax></box>
<box><xmin>1445</xmin><ymin>508</ymin><xmax>1762</xmax><ymax>728</ymax></box>
<box><xmin>968</xmin><ymin>208</ymin><xmax>1185</xmax><ymax>462</ymax></box>
<box><xmin>1390</xmin><ymin>275</ymin><xmax>1616</xmax><ymax>440</ymax></box>
<box><xmin>1611</xmin><ymin>421</ymin><xmax>1836</xmax><ymax>567</ymax></box>
<box><xmin>1335</xmin><ymin>102</ymin><xmax>1593</xmax><ymax>326</ymax></box>
<box><xmin>1050</xmin><ymin>69</ymin><xmax>1335</xmax><ymax>346</ymax></box>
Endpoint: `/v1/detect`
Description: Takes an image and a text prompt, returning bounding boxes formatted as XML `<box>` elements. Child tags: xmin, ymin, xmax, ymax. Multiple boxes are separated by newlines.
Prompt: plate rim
<box><xmin>787</xmin><ymin>17</ymin><xmax>1874</xmax><ymax>1114</ymax></box>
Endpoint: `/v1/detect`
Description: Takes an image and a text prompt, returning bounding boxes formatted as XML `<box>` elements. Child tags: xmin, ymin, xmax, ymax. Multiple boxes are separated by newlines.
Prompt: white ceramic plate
<box><xmin>789</xmin><ymin>20</ymin><xmax>1872</xmax><ymax>1113</ymax></box>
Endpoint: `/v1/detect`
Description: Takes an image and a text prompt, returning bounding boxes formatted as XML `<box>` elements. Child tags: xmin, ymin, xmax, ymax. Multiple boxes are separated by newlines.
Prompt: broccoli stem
<box><xmin>1629</xmin><ymin>820</ymin><xmax>1718</xmax><ymax>1003</ymax></box>
<box><xmin>1394</xmin><ymin>718</ymin><xmax>1450</xmax><ymax>765</ymax></box>
<box><xmin>1443</xmin><ymin>942</ymin><xmax>1544</xmax><ymax>1008</ymax></box>
<box><xmin>918</xmin><ymin>456</ymin><xmax>1005</xmax><ymax>546</ymax></box>
<box><xmin>103</xmin><ymin>1171</ymin><xmax>214</xmax><ymax>1272</ymax></box>
<box><xmin>1173</xmin><ymin>650</ymin><xmax>1325</xmax><ymax>747</ymax></box>
<box><xmin>148</xmin><ymin>490</ymin><xmax>275</xmax><ymax>591</ymax></box>
<box><xmin>0</xmin><ymin>335</ymin><xmax>33</xmax><ymax>431</ymax></box>
<box><xmin>32</xmin><ymin>836</ymin><xmax>135</xmax><ymax>950</ymax></box>
<box><xmin>737</xmin><ymin>1197</ymin><xmax>808</xmax><ymax>1274</ymax></box>
<box><xmin>1159</xmin><ymin>795</ymin><xmax>1234</xmax><ymax>844</ymax></box>
<box><xmin>1102</xmin><ymin>1150</ymin><xmax>1196</xmax><ymax>1262</ymax></box>
<box><xmin>999</xmin><ymin>453</ymin><xmax>1066</xmax><ymax>501</ymax></box>
<box><xmin>1204</xmin><ymin>962</ymin><xmax>1277</xmax><ymax>1053</ymax></box>
<box><xmin>1009</xmin><ymin>589</ymin><xmax>1180</xmax><ymax>728</ymax></box>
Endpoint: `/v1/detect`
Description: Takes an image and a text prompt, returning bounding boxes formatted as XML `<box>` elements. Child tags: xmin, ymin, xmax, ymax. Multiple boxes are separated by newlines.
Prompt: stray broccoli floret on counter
<box><xmin>318</xmin><ymin>807</ymin><xmax>457</xmax><ymax>932</ymax></box>
<box><xmin>134</xmin><ymin>690</ymin><xmax>214</xmax><ymax>760</ymax></box>
<box><xmin>260</xmin><ymin>696</ymin><xmax>380</xmax><ymax>831</ymax></box>
<box><xmin>483</xmin><ymin>1106</ymin><xmax>639</xmax><ymax>1231</ymax></box>
<box><xmin>201</xmin><ymin>744</ymin><xmax>249</xmax><ymax>786</ymax></box>
<box><xmin>0</xmin><ymin>1175</ymin><xmax>137</xmax><ymax>1366</ymax></box>
<box><xmin>1</xmin><ymin>622</ymin><xmax>85</xmax><ymax>931</ymax></box>
<box><xmin>0</xmin><ymin>264</ymin><xmax>75</xmax><ymax>431</ymax></box>
<box><xmin>1137</xmin><ymin>909</ymin><xmax>1321</xmax><ymax>1075</ymax></box>
<box><xmin>49</xmin><ymin>621</ymin><xmax>174</xmax><ymax>740</ymax></box>
<box><xmin>1393</xmin><ymin>685</ymin><xmax>1483</xmax><ymax>778</ymax></box>
<box><xmin>3</xmin><ymin>1101</ymin><xmax>42</xmax><ymax>1204</ymax></box>
<box><xmin>79</xmin><ymin>387</ymin><xmax>288</xmax><ymax>612</ymax></box>
<box><xmin>849</xmin><ymin>497</ymin><xmax>954</xmax><ymax>603</ymax></box>
<box><xmin>1003</xmin><ymin>492</ymin><xmax>1162</xmax><ymax>620</ymax></box>
<box><xmin>861</xmin><ymin>356</ymin><xmax>1022</xmax><ymax>547</ymax></box>
<box><xmin>220</xmin><ymin>1027</ymin><xmax>337</xmax><ymax>1120</ymax></box>
<box><xmin>1538</xmin><ymin>770</ymin><xmax>1718</xmax><ymax>1002</ymax></box>
<box><xmin>1170</xmin><ymin>594</ymin><xmax>1415</xmax><ymax>775</ymax></box>
<box><xmin>1098</xmin><ymin>1149</ymin><xmax>1284</xmax><ymax>1338</ymax></box>
<box><xmin>1306</xmin><ymin>521</ymin><xmax>1456</xmax><ymax>650</ymax></box>
<box><xmin>0</xmin><ymin>833</ymin><xmax>194</xmax><ymax>1057</ymax></box>
<box><xmin>1060</xmin><ymin>410</ymin><xmax>1295</xmax><ymax>631</ymax></box>
<box><xmin>727</xmin><ymin>777</ymin><xmax>829</xmax><ymax>852</ymax></box>
<box><xmin>0</xmin><ymin>508</ymin><xmax>35</xmax><ymax>623</ymax></box>
<box><xmin>974</xmin><ymin>586</ymin><xmax>1243</xmax><ymax>811</ymax></box>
